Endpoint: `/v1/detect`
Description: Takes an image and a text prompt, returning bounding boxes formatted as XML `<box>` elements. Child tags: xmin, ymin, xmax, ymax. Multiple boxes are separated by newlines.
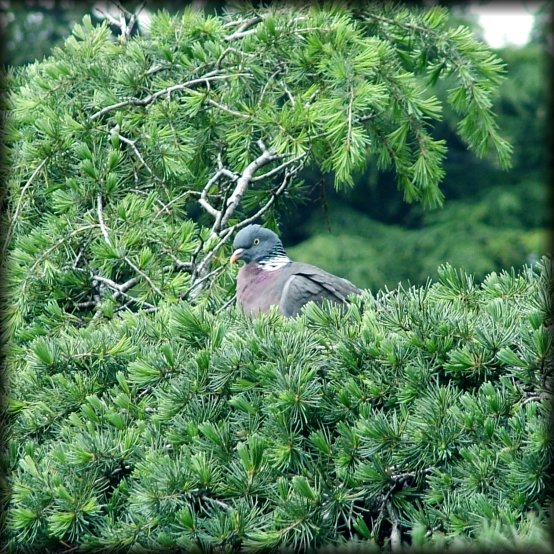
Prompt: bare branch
<box><xmin>191</xmin><ymin>152</ymin><xmax>306</xmax><ymax>293</ymax></box>
<box><xmin>90</xmin><ymin>72</ymin><xmax>250</xmax><ymax>120</ymax></box>
<box><xmin>220</xmin><ymin>140</ymin><xmax>280</xmax><ymax>228</ymax></box>
<box><xmin>94</xmin><ymin>1</ymin><xmax>144</xmax><ymax>40</ymax></box>
<box><xmin>97</xmin><ymin>195</ymin><xmax>112</xmax><ymax>246</ymax></box>
<box><xmin>125</xmin><ymin>0</ymin><xmax>146</xmax><ymax>38</ymax></box>
<box><xmin>72</xmin><ymin>300</ymin><xmax>98</xmax><ymax>310</ymax></box>
<box><xmin>146</xmin><ymin>63</ymin><xmax>170</xmax><ymax>76</ymax></box>
<box><xmin>93</xmin><ymin>7</ymin><xmax>122</xmax><ymax>28</ymax></box>
<box><xmin>198</xmin><ymin>198</ymin><xmax>220</xmax><ymax>218</ymax></box>
<box><xmin>93</xmin><ymin>273</ymin><xmax>156</xmax><ymax>309</ymax></box>
<box><xmin>162</xmin><ymin>252</ymin><xmax>193</xmax><ymax>272</ymax></box>
<box><xmin>251</xmin><ymin>152</ymin><xmax>306</xmax><ymax>182</ymax></box>
<box><xmin>225</xmin><ymin>16</ymin><xmax>263</xmax><ymax>41</ymax></box>
<box><xmin>521</xmin><ymin>391</ymin><xmax>551</xmax><ymax>406</ymax></box>
<box><xmin>198</xmin><ymin>165</ymin><xmax>239</xmax><ymax>220</ymax></box>
<box><xmin>110</xmin><ymin>0</ymin><xmax>133</xmax><ymax>18</ymax></box>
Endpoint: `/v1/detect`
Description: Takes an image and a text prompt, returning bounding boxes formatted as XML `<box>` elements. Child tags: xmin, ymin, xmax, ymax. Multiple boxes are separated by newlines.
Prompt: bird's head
<box><xmin>230</xmin><ymin>224</ymin><xmax>288</xmax><ymax>265</ymax></box>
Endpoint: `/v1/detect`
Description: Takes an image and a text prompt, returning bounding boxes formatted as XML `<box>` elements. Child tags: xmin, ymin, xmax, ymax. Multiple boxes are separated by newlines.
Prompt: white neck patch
<box><xmin>257</xmin><ymin>255</ymin><xmax>291</xmax><ymax>271</ymax></box>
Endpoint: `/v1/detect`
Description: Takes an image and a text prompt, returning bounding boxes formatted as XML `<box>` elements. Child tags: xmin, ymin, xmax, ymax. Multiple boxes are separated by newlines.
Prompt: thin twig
<box><xmin>117</xmin><ymin>133</ymin><xmax>156</xmax><ymax>176</ymax></box>
<box><xmin>93</xmin><ymin>273</ymin><xmax>156</xmax><ymax>309</ymax></box>
<box><xmin>282</xmin><ymin>82</ymin><xmax>296</xmax><ymax>106</ymax></box>
<box><xmin>241</xmin><ymin>157</ymin><xmax>307</xmax><ymax>227</ymax></box>
<box><xmin>346</xmin><ymin>86</ymin><xmax>354</xmax><ymax>148</ymax></box>
<box><xmin>123</xmin><ymin>256</ymin><xmax>163</xmax><ymax>296</ymax></box>
<box><xmin>2</xmin><ymin>158</ymin><xmax>48</xmax><ymax>257</ymax></box>
<box><xmin>205</xmin><ymin>97</ymin><xmax>250</xmax><ymax>118</ymax></box>
<box><xmin>215</xmin><ymin>46</ymin><xmax>254</xmax><ymax>69</ymax></box>
<box><xmin>153</xmin><ymin>190</ymin><xmax>201</xmax><ymax>220</ymax></box>
<box><xmin>72</xmin><ymin>238</ymin><xmax>91</xmax><ymax>269</ymax></box>
<box><xmin>215</xmin><ymin>293</ymin><xmax>236</xmax><ymax>314</ymax></box>
<box><xmin>182</xmin><ymin>265</ymin><xmax>225</xmax><ymax>300</ymax></box>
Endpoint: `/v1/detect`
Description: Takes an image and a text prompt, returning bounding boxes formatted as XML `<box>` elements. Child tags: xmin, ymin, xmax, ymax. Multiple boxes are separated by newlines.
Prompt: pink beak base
<box><xmin>230</xmin><ymin>248</ymin><xmax>244</xmax><ymax>264</ymax></box>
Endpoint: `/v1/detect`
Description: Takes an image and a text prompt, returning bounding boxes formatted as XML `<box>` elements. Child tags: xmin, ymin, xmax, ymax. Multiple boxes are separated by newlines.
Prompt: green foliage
<box><xmin>3</xmin><ymin>5</ymin><xmax>545</xmax><ymax>553</ymax></box>
<box><xmin>3</xmin><ymin>4</ymin><xmax>513</xmax><ymax>342</ymax></box>
<box><xmin>4</xmin><ymin>259</ymin><xmax>551</xmax><ymax>551</ymax></box>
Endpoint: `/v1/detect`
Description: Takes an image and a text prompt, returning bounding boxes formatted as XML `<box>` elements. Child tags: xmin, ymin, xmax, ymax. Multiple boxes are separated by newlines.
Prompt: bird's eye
<box><xmin>253</xmin><ymin>238</ymin><xmax>260</xmax><ymax>245</ymax></box>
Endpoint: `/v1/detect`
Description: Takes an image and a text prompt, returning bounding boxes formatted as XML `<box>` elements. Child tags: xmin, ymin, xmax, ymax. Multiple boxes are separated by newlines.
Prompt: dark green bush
<box><xmin>4</xmin><ymin>260</ymin><xmax>551</xmax><ymax>552</ymax></box>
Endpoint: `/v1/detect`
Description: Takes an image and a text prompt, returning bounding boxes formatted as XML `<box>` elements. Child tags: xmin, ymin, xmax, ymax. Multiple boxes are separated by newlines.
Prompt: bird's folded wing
<box><xmin>279</xmin><ymin>266</ymin><xmax>360</xmax><ymax>317</ymax></box>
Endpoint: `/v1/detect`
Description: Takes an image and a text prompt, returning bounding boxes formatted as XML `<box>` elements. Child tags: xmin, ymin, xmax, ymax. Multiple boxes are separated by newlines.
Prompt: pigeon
<box><xmin>230</xmin><ymin>224</ymin><xmax>361</xmax><ymax>317</ymax></box>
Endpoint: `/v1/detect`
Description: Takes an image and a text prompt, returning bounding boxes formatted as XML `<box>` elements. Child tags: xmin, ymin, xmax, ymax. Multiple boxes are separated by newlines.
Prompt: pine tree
<box><xmin>2</xmin><ymin>4</ymin><xmax>550</xmax><ymax>553</ymax></box>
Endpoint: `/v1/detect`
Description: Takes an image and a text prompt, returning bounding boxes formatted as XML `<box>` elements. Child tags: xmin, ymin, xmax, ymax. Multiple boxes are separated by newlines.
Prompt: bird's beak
<box><xmin>230</xmin><ymin>248</ymin><xmax>245</xmax><ymax>264</ymax></box>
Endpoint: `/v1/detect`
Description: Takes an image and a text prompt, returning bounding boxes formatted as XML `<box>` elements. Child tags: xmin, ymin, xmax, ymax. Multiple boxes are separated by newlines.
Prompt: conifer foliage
<box><xmin>2</xmin><ymin>4</ymin><xmax>550</xmax><ymax>552</ymax></box>
<box><xmin>4</xmin><ymin>262</ymin><xmax>552</xmax><ymax>551</ymax></box>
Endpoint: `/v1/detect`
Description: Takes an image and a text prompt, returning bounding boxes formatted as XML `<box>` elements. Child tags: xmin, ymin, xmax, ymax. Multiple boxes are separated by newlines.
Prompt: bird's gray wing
<box><xmin>279</xmin><ymin>264</ymin><xmax>361</xmax><ymax>317</ymax></box>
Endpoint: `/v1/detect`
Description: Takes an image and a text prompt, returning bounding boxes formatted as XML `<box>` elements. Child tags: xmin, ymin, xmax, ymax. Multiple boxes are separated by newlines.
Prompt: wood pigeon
<box><xmin>230</xmin><ymin>224</ymin><xmax>361</xmax><ymax>317</ymax></box>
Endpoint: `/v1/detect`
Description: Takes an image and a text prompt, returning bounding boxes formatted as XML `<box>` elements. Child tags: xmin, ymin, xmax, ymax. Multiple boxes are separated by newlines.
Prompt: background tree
<box><xmin>2</xmin><ymin>4</ymin><xmax>551</xmax><ymax>553</ymax></box>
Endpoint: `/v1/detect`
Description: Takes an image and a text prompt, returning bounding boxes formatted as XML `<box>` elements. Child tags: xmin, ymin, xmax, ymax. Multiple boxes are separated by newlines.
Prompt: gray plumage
<box><xmin>230</xmin><ymin>224</ymin><xmax>361</xmax><ymax>317</ymax></box>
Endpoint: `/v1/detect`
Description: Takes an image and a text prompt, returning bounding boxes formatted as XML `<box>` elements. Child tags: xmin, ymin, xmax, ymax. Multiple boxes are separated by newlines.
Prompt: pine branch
<box><xmin>90</xmin><ymin>72</ymin><xmax>251</xmax><ymax>120</ymax></box>
<box><xmin>2</xmin><ymin>158</ymin><xmax>48</xmax><ymax>258</ymax></box>
<box><xmin>21</xmin><ymin>224</ymin><xmax>100</xmax><ymax>294</ymax></box>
